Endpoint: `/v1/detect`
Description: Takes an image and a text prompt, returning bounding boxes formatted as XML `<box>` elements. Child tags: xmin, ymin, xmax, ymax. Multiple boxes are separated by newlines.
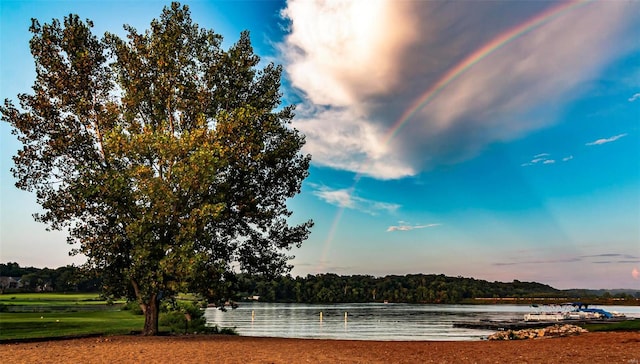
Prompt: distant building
<box><xmin>0</xmin><ymin>276</ymin><xmax>22</xmax><ymax>291</ymax></box>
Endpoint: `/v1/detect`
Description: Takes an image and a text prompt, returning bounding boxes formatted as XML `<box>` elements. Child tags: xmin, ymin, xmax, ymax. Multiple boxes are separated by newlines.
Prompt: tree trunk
<box><xmin>142</xmin><ymin>293</ymin><xmax>159</xmax><ymax>335</ymax></box>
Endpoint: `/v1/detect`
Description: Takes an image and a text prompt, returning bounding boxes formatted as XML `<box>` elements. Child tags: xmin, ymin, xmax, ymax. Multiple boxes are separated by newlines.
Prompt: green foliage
<box><xmin>122</xmin><ymin>301</ymin><xmax>144</xmax><ymax>315</ymax></box>
<box><xmin>159</xmin><ymin>311</ymin><xmax>194</xmax><ymax>334</ymax></box>
<box><xmin>237</xmin><ymin>273</ymin><xmax>571</xmax><ymax>304</ymax></box>
<box><xmin>0</xmin><ymin>262</ymin><xmax>40</xmax><ymax>277</ymax></box>
<box><xmin>159</xmin><ymin>300</ymin><xmax>210</xmax><ymax>334</ymax></box>
<box><xmin>216</xmin><ymin>326</ymin><xmax>238</xmax><ymax>335</ymax></box>
<box><xmin>0</xmin><ymin>263</ymin><xmax>101</xmax><ymax>293</ymax></box>
<box><xmin>1</xmin><ymin>2</ymin><xmax>312</xmax><ymax>335</ymax></box>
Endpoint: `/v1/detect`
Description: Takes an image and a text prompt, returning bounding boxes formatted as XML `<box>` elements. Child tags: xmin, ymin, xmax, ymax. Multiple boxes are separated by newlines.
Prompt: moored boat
<box><xmin>524</xmin><ymin>312</ymin><xmax>565</xmax><ymax>321</ymax></box>
<box><xmin>523</xmin><ymin>302</ymin><xmax>625</xmax><ymax>322</ymax></box>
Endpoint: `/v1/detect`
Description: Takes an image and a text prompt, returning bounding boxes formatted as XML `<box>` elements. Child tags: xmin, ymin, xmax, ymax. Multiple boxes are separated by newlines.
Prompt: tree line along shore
<box><xmin>2</xmin><ymin>262</ymin><xmax>638</xmax><ymax>305</ymax></box>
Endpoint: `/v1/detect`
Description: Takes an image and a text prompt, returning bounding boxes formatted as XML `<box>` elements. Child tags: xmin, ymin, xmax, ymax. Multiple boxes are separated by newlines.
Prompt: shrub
<box><xmin>159</xmin><ymin>300</ymin><xmax>208</xmax><ymax>334</ymax></box>
<box><xmin>218</xmin><ymin>326</ymin><xmax>238</xmax><ymax>335</ymax></box>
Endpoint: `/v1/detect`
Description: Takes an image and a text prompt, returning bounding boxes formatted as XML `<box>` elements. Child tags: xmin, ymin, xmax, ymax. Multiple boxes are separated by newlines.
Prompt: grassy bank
<box><xmin>581</xmin><ymin>318</ymin><xmax>640</xmax><ymax>332</ymax></box>
<box><xmin>0</xmin><ymin>310</ymin><xmax>144</xmax><ymax>341</ymax></box>
<box><xmin>0</xmin><ymin>293</ymin><xmax>126</xmax><ymax>314</ymax></box>
<box><xmin>0</xmin><ymin>293</ymin><xmax>103</xmax><ymax>301</ymax></box>
<box><xmin>0</xmin><ymin>293</ymin><xmax>228</xmax><ymax>341</ymax></box>
<box><xmin>0</xmin><ymin>293</ymin><xmax>141</xmax><ymax>341</ymax></box>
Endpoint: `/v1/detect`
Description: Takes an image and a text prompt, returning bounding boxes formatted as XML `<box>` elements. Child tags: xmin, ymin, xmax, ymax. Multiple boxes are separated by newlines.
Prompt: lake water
<box><xmin>204</xmin><ymin>302</ymin><xmax>640</xmax><ymax>341</ymax></box>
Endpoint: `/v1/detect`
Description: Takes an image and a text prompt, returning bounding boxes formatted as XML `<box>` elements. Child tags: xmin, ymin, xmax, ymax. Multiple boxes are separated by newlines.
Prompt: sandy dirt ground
<box><xmin>2</xmin><ymin>331</ymin><xmax>639</xmax><ymax>363</ymax></box>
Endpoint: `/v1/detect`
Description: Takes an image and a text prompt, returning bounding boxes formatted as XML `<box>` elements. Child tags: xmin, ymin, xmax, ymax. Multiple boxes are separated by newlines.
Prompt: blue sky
<box><xmin>1</xmin><ymin>0</ymin><xmax>639</xmax><ymax>289</ymax></box>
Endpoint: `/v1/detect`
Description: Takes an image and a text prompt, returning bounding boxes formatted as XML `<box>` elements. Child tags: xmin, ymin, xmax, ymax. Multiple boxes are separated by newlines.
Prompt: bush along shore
<box><xmin>488</xmin><ymin>324</ymin><xmax>588</xmax><ymax>340</ymax></box>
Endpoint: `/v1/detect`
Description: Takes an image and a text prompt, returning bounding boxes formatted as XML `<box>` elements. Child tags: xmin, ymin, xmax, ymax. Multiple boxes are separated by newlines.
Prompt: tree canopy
<box><xmin>235</xmin><ymin>273</ymin><xmax>565</xmax><ymax>304</ymax></box>
<box><xmin>1</xmin><ymin>2</ymin><xmax>313</xmax><ymax>335</ymax></box>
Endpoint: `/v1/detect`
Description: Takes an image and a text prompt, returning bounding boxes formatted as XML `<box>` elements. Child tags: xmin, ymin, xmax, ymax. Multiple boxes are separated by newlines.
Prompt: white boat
<box><xmin>523</xmin><ymin>303</ymin><xmax>624</xmax><ymax>322</ymax></box>
<box><xmin>524</xmin><ymin>312</ymin><xmax>565</xmax><ymax>321</ymax></box>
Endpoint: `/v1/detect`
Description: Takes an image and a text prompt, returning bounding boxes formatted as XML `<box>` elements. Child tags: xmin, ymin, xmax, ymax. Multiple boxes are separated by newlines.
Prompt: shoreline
<box><xmin>2</xmin><ymin>331</ymin><xmax>639</xmax><ymax>363</ymax></box>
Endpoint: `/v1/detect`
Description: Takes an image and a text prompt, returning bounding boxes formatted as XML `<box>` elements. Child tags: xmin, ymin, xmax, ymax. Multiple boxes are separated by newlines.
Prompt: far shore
<box><xmin>467</xmin><ymin>297</ymin><xmax>640</xmax><ymax>305</ymax></box>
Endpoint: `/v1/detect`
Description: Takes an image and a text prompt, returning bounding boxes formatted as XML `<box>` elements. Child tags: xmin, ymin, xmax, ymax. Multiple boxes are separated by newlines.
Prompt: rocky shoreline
<box><xmin>487</xmin><ymin>324</ymin><xmax>588</xmax><ymax>340</ymax></box>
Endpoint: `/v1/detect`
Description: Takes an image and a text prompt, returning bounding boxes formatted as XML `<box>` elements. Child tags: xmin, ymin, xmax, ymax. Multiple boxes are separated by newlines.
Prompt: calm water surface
<box><xmin>205</xmin><ymin>302</ymin><xmax>640</xmax><ymax>341</ymax></box>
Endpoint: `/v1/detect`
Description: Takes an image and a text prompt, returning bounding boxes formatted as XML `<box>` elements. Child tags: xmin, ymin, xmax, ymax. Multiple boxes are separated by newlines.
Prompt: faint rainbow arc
<box><xmin>315</xmin><ymin>0</ymin><xmax>592</xmax><ymax>272</ymax></box>
<box><xmin>317</xmin><ymin>202</ymin><xmax>347</xmax><ymax>272</ymax></box>
<box><xmin>382</xmin><ymin>0</ymin><xmax>591</xmax><ymax>144</ymax></box>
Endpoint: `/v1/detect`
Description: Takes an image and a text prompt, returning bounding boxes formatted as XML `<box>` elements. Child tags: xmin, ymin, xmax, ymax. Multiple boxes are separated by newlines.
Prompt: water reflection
<box><xmin>206</xmin><ymin>302</ymin><xmax>502</xmax><ymax>341</ymax></box>
<box><xmin>204</xmin><ymin>302</ymin><xmax>640</xmax><ymax>341</ymax></box>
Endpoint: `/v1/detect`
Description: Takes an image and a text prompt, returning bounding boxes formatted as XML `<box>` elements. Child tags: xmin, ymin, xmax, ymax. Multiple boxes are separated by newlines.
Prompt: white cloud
<box><xmin>586</xmin><ymin>133</ymin><xmax>628</xmax><ymax>146</ymax></box>
<box><xmin>522</xmin><ymin>153</ymin><xmax>554</xmax><ymax>166</ymax></box>
<box><xmin>628</xmin><ymin>93</ymin><xmax>640</xmax><ymax>102</ymax></box>
<box><xmin>293</xmin><ymin>107</ymin><xmax>414</xmax><ymax>179</ymax></box>
<box><xmin>524</xmin><ymin>153</ymin><xmax>574</xmax><ymax>166</ymax></box>
<box><xmin>280</xmin><ymin>0</ymin><xmax>415</xmax><ymax>106</ymax></box>
<box><xmin>312</xmin><ymin>187</ymin><xmax>354</xmax><ymax>209</ymax></box>
<box><xmin>280</xmin><ymin>1</ymin><xmax>640</xmax><ymax>179</ymax></box>
<box><xmin>386</xmin><ymin>223</ymin><xmax>441</xmax><ymax>232</ymax></box>
<box><xmin>310</xmin><ymin>184</ymin><xmax>400</xmax><ymax>215</ymax></box>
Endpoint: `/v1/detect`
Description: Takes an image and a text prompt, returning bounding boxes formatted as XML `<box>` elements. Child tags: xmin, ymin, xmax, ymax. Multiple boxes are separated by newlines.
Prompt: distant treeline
<box><xmin>234</xmin><ymin>273</ymin><xmax>640</xmax><ymax>304</ymax></box>
<box><xmin>0</xmin><ymin>262</ymin><xmax>100</xmax><ymax>293</ymax></box>
<box><xmin>2</xmin><ymin>263</ymin><xmax>638</xmax><ymax>303</ymax></box>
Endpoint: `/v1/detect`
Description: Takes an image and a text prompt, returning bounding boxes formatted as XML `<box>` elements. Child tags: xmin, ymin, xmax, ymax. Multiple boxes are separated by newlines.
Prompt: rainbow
<box><xmin>317</xmin><ymin>201</ymin><xmax>347</xmax><ymax>272</ymax></box>
<box><xmin>382</xmin><ymin>0</ymin><xmax>591</xmax><ymax>144</ymax></box>
<box><xmin>316</xmin><ymin>0</ymin><xmax>592</xmax><ymax>272</ymax></box>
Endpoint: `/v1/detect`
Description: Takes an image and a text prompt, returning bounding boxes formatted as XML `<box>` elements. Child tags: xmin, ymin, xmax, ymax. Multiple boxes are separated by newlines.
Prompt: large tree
<box><xmin>1</xmin><ymin>3</ymin><xmax>313</xmax><ymax>335</ymax></box>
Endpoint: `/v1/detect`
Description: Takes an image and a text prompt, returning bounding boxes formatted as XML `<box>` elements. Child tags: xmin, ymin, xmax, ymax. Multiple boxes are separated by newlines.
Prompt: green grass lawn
<box><xmin>582</xmin><ymin>318</ymin><xmax>640</xmax><ymax>332</ymax></box>
<box><xmin>0</xmin><ymin>293</ymin><xmax>219</xmax><ymax>340</ymax></box>
<box><xmin>0</xmin><ymin>293</ymin><xmax>125</xmax><ymax>307</ymax></box>
<box><xmin>0</xmin><ymin>293</ymin><xmax>101</xmax><ymax>301</ymax></box>
<box><xmin>0</xmin><ymin>310</ymin><xmax>144</xmax><ymax>341</ymax></box>
<box><xmin>0</xmin><ymin>293</ymin><xmax>143</xmax><ymax>340</ymax></box>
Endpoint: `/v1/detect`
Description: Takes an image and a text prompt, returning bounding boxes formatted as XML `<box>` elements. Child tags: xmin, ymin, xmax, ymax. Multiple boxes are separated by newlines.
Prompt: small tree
<box><xmin>2</xmin><ymin>2</ymin><xmax>313</xmax><ymax>335</ymax></box>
